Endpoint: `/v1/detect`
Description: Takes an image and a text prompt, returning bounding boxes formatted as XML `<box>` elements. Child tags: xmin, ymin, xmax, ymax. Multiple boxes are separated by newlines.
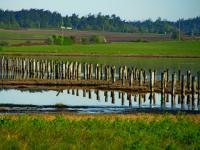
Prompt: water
<box><xmin>0</xmin><ymin>88</ymin><xmax>199</xmax><ymax>113</ymax></box>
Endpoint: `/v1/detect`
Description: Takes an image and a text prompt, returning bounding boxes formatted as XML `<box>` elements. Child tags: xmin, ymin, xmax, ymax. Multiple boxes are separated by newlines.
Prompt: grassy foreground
<box><xmin>0</xmin><ymin>113</ymin><xmax>200</xmax><ymax>149</ymax></box>
<box><xmin>1</xmin><ymin>40</ymin><xmax>200</xmax><ymax>56</ymax></box>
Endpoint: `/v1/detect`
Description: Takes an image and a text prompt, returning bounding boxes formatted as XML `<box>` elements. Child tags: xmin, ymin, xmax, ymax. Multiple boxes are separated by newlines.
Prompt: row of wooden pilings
<box><xmin>0</xmin><ymin>56</ymin><xmax>200</xmax><ymax>102</ymax></box>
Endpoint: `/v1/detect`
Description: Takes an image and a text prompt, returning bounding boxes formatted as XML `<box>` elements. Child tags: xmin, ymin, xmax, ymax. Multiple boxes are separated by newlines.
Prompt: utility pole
<box><xmin>179</xmin><ymin>19</ymin><xmax>181</xmax><ymax>41</ymax></box>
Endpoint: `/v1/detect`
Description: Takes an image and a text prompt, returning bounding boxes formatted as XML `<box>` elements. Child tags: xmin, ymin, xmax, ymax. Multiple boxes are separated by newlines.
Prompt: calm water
<box><xmin>0</xmin><ymin>88</ymin><xmax>199</xmax><ymax>113</ymax></box>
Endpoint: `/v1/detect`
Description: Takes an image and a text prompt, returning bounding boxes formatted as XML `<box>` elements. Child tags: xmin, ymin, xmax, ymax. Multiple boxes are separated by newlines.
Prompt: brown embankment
<box><xmin>0</xmin><ymin>79</ymin><xmax>197</xmax><ymax>94</ymax></box>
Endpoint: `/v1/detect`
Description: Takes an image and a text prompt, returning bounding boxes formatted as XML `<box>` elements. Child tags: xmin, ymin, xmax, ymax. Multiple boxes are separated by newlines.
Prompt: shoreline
<box><xmin>1</xmin><ymin>52</ymin><xmax>200</xmax><ymax>58</ymax></box>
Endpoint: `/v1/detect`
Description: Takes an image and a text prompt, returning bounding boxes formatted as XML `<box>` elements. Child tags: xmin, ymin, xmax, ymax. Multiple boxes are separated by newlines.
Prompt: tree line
<box><xmin>0</xmin><ymin>9</ymin><xmax>200</xmax><ymax>36</ymax></box>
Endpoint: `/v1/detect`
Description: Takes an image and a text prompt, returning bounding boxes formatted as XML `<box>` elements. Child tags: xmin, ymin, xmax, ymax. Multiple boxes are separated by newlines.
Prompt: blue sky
<box><xmin>0</xmin><ymin>0</ymin><xmax>200</xmax><ymax>21</ymax></box>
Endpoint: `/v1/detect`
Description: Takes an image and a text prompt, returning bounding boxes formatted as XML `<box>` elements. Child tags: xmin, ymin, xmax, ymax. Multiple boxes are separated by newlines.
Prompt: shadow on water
<box><xmin>0</xmin><ymin>87</ymin><xmax>199</xmax><ymax>113</ymax></box>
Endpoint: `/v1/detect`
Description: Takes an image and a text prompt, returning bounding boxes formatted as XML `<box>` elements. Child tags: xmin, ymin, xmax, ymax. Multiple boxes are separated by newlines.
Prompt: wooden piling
<box><xmin>181</xmin><ymin>75</ymin><xmax>185</xmax><ymax>103</ymax></box>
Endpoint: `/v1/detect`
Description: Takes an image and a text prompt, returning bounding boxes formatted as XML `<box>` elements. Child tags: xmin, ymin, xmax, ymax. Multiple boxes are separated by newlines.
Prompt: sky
<box><xmin>0</xmin><ymin>0</ymin><xmax>200</xmax><ymax>21</ymax></box>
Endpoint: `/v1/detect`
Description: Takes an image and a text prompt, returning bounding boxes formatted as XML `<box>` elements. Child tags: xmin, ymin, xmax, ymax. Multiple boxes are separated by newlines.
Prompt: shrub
<box><xmin>0</xmin><ymin>41</ymin><xmax>9</xmax><ymax>46</ymax></box>
<box><xmin>52</xmin><ymin>35</ymin><xmax>64</xmax><ymax>45</ymax></box>
<box><xmin>89</xmin><ymin>35</ymin><xmax>107</xmax><ymax>44</ymax></box>
<box><xmin>63</xmin><ymin>36</ymin><xmax>74</xmax><ymax>45</ymax></box>
<box><xmin>46</xmin><ymin>37</ymin><xmax>54</xmax><ymax>45</ymax></box>
<box><xmin>0</xmin><ymin>47</ymin><xmax>2</xmax><ymax>51</ymax></box>
<box><xmin>81</xmin><ymin>37</ymin><xmax>89</xmax><ymax>44</ymax></box>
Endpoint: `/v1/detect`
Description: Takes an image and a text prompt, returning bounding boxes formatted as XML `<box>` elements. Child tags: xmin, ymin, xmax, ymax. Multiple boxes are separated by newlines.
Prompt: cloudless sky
<box><xmin>0</xmin><ymin>0</ymin><xmax>200</xmax><ymax>21</ymax></box>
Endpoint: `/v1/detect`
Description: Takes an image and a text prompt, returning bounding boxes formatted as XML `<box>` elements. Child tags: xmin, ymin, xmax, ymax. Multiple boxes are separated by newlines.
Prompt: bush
<box><xmin>0</xmin><ymin>47</ymin><xmax>2</xmax><ymax>51</ymax></box>
<box><xmin>51</xmin><ymin>35</ymin><xmax>75</xmax><ymax>45</ymax></box>
<box><xmin>52</xmin><ymin>35</ymin><xmax>64</xmax><ymax>45</ymax></box>
<box><xmin>46</xmin><ymin>37</ymin><xmax>54</xmax><ymax>45</ymax></box>
<box><xmin>81</xmin><ymin>35</ymin><xmax>107</xmax><ymax>44</ymax></box>
<box><xmin>171</xmin><ymin>31</ymin><xmax>179</xmax><ymax>40</ymax></box>
<box><xmin>63</xmin><ymin>36</ymin><xmax>74</xmax><ymax>45</ymax></box>
<box><xmin>89</xmin><ymin>35</ymin><xmax>107</xmax><ymax>44</ymax></box>
<box><xmin>0</xmin><ymin>41</ymin><xmax>9</xmax><ymax>46</ymax></box>
<box><xmin>81</xmin><ymin>37</ymin><xmax>89</xmax><ymax>44</ymax></box>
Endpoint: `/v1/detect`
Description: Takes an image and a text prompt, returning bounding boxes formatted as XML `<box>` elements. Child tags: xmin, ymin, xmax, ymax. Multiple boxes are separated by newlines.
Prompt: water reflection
<box><xmin>0</xmin><ymin>88</ymin><xmax>199</xmax><ymax>113</ymax></box>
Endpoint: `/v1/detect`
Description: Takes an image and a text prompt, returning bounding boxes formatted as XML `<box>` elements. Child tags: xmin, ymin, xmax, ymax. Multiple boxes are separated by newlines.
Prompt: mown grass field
<box><xmin>1</xmin><ymin>40</ymin><xmax>200</xmax><ymax>56</ymax></box>
<box><xmin>0</xmin><ymin>113</ymin><xmax>200</xmax><ymax>149</ymax></box>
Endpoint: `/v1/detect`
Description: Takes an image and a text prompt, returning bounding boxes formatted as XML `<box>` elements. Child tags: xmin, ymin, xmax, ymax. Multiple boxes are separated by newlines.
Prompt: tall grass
<box><xmin>0</xmin><ymin>114</ymin><xmax>199</xmax><ymax>149</ymax></box>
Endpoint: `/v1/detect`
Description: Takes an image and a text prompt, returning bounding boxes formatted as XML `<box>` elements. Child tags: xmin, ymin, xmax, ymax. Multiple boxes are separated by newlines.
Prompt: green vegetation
<box><xmin>47</xmin><ymin>35</ymin><xmax>75</xmax><ymax>45</ymax></box>
<box><xmin>1</xmin><ymin>40</ymin><xmax>200</xmax><ymax>56</ymax></box>
<box><xmin>81</xmin><ymin>35</ymin><xmax>107</xmax><ymax>44</ymax></box>
<box><xmin>0</xmin><ymin>9</ymin><xmax>200</xmax><ymax>35</ymax></box>
<box><xmin>0</xmin><ymin>41</ymin><xmax>9</xmax><ymax>46</ymax></box>
<box><xmin>0</xmin><ymin>31</ymin><xmax>51</xmax><ymax>39</ymax></box>
<box><xmin>0</xmin><ymin>114</ymin><xmax>199</xmax><ymax>149</ymax></box>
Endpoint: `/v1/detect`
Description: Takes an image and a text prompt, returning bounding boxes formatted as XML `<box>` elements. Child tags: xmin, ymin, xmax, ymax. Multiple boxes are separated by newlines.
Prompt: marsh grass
<box><xmin>0</xmin><ymin>113</ymin><xmax>200</xmax><ymax>149</ymax></box>
<box><xmin>1</xmin><ymin>41</ymin><xmax>200</xmax><ymax>56</ymax></box>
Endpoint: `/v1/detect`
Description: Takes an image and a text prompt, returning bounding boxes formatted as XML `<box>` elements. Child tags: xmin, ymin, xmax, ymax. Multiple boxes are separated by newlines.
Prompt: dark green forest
<box><xmin>0</xmin><ymin>9</ymin><xmax>200</xmax><ymax>35</ymax></box>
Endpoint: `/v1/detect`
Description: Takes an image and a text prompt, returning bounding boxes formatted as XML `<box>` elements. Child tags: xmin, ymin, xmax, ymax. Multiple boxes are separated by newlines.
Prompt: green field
<box><xmin>0</xmin><ymin>113</ymin><xmax>200</xmax><ymax>149</ymax></box>
<box><xmin>1</xmin><ymin>40</ymin><xmax>200</xmax><ymax>56</ymax></box>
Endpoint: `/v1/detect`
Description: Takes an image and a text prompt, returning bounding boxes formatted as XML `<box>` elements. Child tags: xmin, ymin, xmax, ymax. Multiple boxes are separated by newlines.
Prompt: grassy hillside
<box><xmin>0</xmin><ymin>113</ymin><xmax>200</xmax><ymax>149</ymax></box>
<box><xmin>1</xmin><ymin>40</ymin><xmax>200</xmax><ymax>56</ymax></box>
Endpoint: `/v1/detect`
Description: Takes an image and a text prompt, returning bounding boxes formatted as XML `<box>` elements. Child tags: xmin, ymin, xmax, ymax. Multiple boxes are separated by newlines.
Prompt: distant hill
<box><xmin>0</xmin><ymin>9</ymin><xmax>200</xmax><ymax>36</ymax></box>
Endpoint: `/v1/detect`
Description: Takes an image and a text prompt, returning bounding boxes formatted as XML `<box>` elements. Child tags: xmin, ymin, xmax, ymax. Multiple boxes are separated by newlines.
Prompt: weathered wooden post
<box><xmin>191</xmin><ymin>76</ymin><xmax>196</xmax><ymax>106</ymax></box>
<box><xmin>187</xmin><ymin>70</ymin><xmax>192</xmax><ymax>91</ymax></box>
<box><xmin>154</xmin><ymin>70</ymin><xmax>156</xmax><ymax>85</ymax></box>
<box><xmin>171</xmin><ymin>73</ymin><xmax>176</xmax><ymax>96</ymax></box>
<box><xmin>149</xmin><ymin>70</ymin><xmax>154</xmax><ymax>93</ymax></box>
<box><xmin>111</xmin><ymin>65</ymin><xmax>116</xmax><ymax>83</ymax></box>
<box><xmin>166</xmin><ymin>69</ymin><xmax>169</xmax><ymax>82</ymax></box>
<box><xmin>129</xmin><ymin>69</ymin><xmax>133</xmax><ymax>87</ymax></box>
<box><xmin>119</xmin><ymin>66</ymin><xmax>122</xmax><ymax>80</ymax></box>
<box><xmin>161</xmin><ymin>72</ymin><xmax>165</xmax><ymax>107</ymax></box>
<box><xmin>100</xmin><ymin>64</ymin><xmax>104</xmax><ymax>80</ymax></box>
<box><xmin>143</xmin><ymin>70</ymin><xmax>147</xmax><ymax>84</ymax></box>
<box><xmin>171</xmin><ymin>73</ymin><xmax>176</xmax><ymax>106</ymax></box>
<box><xmin>181</xmin><ymin>75</ymin><xmax>185</xmax><ymax>104</ymax></box>
<box><xmin>77</xmin><ymin>63</ymin><xmax>82</xmax><ymax>80</ymax></box>
<box><xmin>122</xmin><ymin>67</ymin><xmax>126</xmax><ymax>86</ymax></box>
<box><xmin>139</xmin><ymin>69</ymin><xmax>143</xmax><ymax>86</ymax></box>
<box><xmin>84</xmin><ymin>63</ymin><xmax>87</xmax><ymax>80</ymax></box>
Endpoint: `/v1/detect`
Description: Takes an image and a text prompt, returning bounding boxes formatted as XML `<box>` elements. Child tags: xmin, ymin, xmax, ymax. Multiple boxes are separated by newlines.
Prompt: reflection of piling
<box><xmin>111</xmin><ymin>91</ymin><xmax>115</xmax><ymax>104</ymax></box>
<box><xmin>104</xmin><ymin>91</ymin><xmax>108</xmax><ymax>102</ymax></box>
<box><xmin>83</xmin><ymin>89</ymin><xmax>86</xmax><ymax>97</ymax></box>
<box><xmin>121</xmin><ymin>92</ymin><xmax>125</xmax><ymax>105</ymax></box>
<box><xmin>96</xmin><ymin>90</ymin><xmax>100</xmax><ymax>100</ymax></box>
<box><xmin>88</xmin><ymin>90</ymin><xmax>92</xmax><ymax>99</ymax></box>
